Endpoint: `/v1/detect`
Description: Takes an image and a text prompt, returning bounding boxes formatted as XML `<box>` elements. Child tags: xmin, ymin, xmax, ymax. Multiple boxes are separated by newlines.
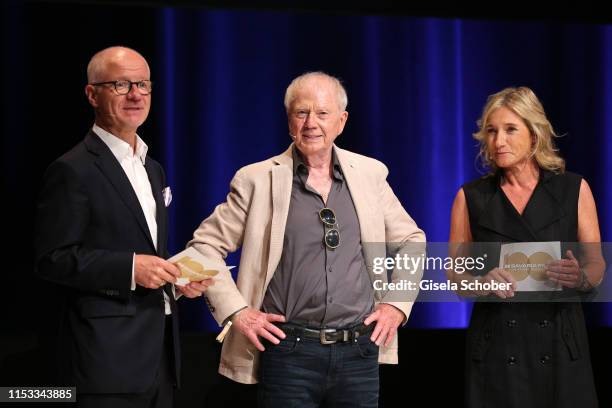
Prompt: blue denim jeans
<box><xmin>258</xmin><ymin>330</ymin><xmax>380</xmax><ymax>408</ymax></box>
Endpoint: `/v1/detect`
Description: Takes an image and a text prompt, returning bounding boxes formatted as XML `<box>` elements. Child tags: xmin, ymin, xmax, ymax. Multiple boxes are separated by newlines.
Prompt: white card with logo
<box><xmin>499</xmin><ymin>241</ymin><xmax>562</xmax><ymax>291</ymax></box>
<box><xmin>168</xmin><ymin>247</ymin><xmax>234</xmax><ymax>286</ymax></box>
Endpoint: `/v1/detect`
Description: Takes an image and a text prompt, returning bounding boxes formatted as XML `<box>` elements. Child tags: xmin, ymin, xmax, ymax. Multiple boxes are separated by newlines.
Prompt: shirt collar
<box><xmin>292</xmin><ymin>145</ymin><xmax>343</xmax><ymax>181</ymax></box>
<box><xmin>92</xmin><ymin>124</ymin><xmax>148</xmax><ymax>165</ymax></box>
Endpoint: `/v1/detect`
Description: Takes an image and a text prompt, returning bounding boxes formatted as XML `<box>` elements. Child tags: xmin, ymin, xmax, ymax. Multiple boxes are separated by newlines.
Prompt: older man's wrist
<box><xmin>380</xmin><ymin>302</ymin><xmax>407</xmax><ymax>324</ymax></box>
<box><xmin>223</xmin><ymin>306</ymin><xmax>248</xmax><ymax>326</ymax></box>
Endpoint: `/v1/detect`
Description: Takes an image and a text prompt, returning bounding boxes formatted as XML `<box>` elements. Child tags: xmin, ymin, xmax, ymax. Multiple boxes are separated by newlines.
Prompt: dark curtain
<box><xmin>3</xmin><ymin>2</ymin><xmax>611</xmax><ymax>333</ymax></box>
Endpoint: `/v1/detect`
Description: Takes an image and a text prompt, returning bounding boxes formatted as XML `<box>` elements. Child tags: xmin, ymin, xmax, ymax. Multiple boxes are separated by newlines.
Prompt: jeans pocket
<box><xmin>265</xmin><ymin>336</ymin><xmax>300</xmax><ymax>355</ymax></box>
<box><xmin>355</xmin><ymin>336</ymin><xmax>379</xmax><ymax>358</ymax></box>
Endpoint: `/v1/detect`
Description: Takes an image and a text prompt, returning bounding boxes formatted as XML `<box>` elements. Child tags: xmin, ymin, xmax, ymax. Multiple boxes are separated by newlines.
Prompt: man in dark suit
<box><xmin>35</xmin><ymin>46</ymin><xmax>210</xmax><ymax>407</ymax></box>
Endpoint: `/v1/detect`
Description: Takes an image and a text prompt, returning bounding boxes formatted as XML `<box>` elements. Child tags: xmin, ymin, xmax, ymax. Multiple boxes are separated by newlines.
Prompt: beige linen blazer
<box><xmin>188</xmin><ymin>144</ymin><xmax>426</xmax><ymax>384</ymax></box>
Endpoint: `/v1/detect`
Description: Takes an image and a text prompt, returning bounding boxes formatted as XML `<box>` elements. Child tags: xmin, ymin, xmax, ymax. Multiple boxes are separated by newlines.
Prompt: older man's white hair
<box><xmin>284</xmin><ymin>72</ymin><xmax>348</xmax><ymax>112</ymax></box>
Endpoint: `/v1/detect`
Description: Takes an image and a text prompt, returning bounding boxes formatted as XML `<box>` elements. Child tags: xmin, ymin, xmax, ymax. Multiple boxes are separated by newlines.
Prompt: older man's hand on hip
<box><xmin>364</xmin><ymin>303</ymin><xmax>405</xmax><ymax>347</ymax></box>
<box><xmin>231</xmin><ymin>307</ymin><xmax>286</xmax><ymax>351</ymax></box>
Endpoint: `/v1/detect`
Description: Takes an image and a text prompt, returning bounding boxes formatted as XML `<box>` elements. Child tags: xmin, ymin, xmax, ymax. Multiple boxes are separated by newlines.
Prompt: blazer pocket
<box><xmin>77</xmin><ymin>296</ymin><xmax>136</xmax><ymax>318</ymax></box>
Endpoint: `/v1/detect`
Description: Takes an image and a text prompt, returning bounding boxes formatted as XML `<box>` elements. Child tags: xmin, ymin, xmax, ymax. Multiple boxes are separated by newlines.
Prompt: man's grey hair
<box><xmin>284</xmin><ymin>72</ymin><xmax>348</xmax><ymax>112</ymax></box>
<box><xmin>86</xmin><ymin>46</ymin><xmax>149</xmax><ymax>84</ymax></box>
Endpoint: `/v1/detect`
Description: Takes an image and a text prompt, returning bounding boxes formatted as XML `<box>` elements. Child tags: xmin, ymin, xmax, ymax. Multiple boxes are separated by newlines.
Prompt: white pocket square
<box><xmin>162</xmin><ymin>186</ymin><xmax>172</xmax><ymax>207</ymax></box>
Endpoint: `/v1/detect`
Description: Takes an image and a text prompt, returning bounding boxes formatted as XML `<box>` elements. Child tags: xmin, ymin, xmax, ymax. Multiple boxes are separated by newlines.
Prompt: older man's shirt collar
<box><xmin>92</xmin><ymin>124</ymin><xmax>148</xmax><ymax>165</ymax></box>
<box><xmin>292</xmin><ymin>145</ymin><xmax>343</xmax><ymax>181</ymax></box>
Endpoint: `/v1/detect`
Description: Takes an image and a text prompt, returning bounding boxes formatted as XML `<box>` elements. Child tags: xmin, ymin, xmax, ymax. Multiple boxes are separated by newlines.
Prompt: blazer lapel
<box><xmin>334</xmin><ymin>146</ymin><xmax>388</xmax><ymax>287</ymax></box>
<box><xmin>85</xmin><ymin>131</ymin><xmax>156</xmax><ymax>251</ymax></box>
<box><xmin>522</xmin><ymin>171</ymin><xmax>565</xmax><ymax>236</ymax></box>
<box><xmin>145</xmin><ymin>161</ymin><xmax>166</xmax><ymax>255</ymax></box>
<box><xmin>477</xmin><ymin>172</ymin><xmax>564</xmax><ymax>242</ymax></box>
<box><xmin>477</xmin><ymin>187</ymin><xmax>536</xmax><ymax>241</ymax></box>
<box><xmin>265</xmin><ymin>146</ymin><xmax>293</xmax><ymax>288</ymax></box>
<box><xmin>334</xmin><ymin>146</ymin><xmax>376</xmax><ymax>243</ymax></box>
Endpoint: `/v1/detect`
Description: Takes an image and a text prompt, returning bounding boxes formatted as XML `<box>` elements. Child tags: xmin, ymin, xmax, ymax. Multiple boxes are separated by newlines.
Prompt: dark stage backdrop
<box><xmin>2</xmin><ymin>2</ymin><xmax>611</xmax><ymax>335</ymax></box>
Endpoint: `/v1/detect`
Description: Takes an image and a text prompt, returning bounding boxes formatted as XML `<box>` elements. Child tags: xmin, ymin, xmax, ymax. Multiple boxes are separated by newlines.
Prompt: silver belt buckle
<box><xmin>320</xmin><ymin>328</ymin><xmax>337</xmax><ymax>345</ymax></box>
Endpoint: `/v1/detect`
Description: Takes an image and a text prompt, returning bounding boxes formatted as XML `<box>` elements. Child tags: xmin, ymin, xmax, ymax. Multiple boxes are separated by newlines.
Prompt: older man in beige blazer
<box><xmin>188</xmin><ymin>72</ymin><xmax>425</xmax><ymax>407</ymax></box>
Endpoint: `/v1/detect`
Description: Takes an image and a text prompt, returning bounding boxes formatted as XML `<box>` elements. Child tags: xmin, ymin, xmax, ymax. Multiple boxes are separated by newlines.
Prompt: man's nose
<box><xmin>126</xmin><ymin>83</ymin><xmax>143</xmax><ymax>99</ymax></box>
<box><xmin>304</xmin><ymin>112</ymin><xmax>316</xmax><ymax>127</ymax></box>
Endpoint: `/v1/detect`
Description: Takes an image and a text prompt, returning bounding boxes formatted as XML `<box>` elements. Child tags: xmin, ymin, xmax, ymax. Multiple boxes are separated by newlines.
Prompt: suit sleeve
<box><xmin>378</xmin><ymin>163</ymin><xmax>426</xmax><ymax>323</ymax></box>
<box><xmin>35</xmin><ymin>160</ymin><xmax>133</xmax><ymax>299</ymax></box>
<box><xmin>187</xmin><ymin>171</ymin><xmax>250</xmax><ymax>325</ymax></box>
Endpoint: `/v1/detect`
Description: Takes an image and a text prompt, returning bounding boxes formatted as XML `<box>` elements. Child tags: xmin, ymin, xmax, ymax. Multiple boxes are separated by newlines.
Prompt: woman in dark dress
<box><xmin>449</xmin><ymin>87</ymin><xmax>605</xmax><ymax>408</ymax></box>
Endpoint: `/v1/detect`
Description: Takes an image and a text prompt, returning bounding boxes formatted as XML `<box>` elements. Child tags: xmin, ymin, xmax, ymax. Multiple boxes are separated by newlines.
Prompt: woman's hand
<box><xmin>481</xmin><ymin>267</ymin><xmax>517</xmax><ymax>298</ymax></box>
<box><xmin>546</xmin><ymin>250</ymin><xmax>582</xmax><ymax>288</ymax></box>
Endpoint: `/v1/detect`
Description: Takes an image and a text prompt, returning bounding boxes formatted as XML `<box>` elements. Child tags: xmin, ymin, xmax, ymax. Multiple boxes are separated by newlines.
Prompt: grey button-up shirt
<box><xmin>262</xmin><ymin>147</ymin><xmax>374</xmax><ymax>328</ymax></box>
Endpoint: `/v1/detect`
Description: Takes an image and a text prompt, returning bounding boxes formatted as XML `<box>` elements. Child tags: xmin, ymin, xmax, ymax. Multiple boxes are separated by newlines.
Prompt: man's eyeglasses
<box><xmin>90</xmin><ymin>80</ymin><xmax>153</xmax><ymax>95</ymax></box>
<box><xmin>319</xmin><ymin>208</ymin><xmax>340</xmax><ymax>249</ymax></box>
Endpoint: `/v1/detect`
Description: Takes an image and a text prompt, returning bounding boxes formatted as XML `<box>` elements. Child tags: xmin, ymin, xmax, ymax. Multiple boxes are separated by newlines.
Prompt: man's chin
<box><xmin>297</xmin><ymin>143</ymin><xmax>332</xmax><ymax>157</ymax></box>
<box><xmin>121</xmin><ymin>118</ymin><xmax>147</xmax><ymax>130</ymax></box>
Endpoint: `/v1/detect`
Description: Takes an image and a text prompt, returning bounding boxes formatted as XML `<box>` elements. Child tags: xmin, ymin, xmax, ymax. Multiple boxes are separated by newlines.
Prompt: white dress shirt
<box><xmin>93</xmin><ymin>124</ymin><xmax>172</xmax><ymax>315</ymax></box>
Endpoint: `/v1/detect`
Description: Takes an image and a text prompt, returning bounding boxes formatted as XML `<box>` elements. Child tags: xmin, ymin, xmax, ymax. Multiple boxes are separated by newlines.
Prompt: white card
<box><xmin>168</xmin><ymin>247</ymin><xmax>234</xmax><ymax>286</ymax></box>
<box><xmin>499</xmin><ymin>241</ymin><xmax>562</xmax><ymax>291</ymax></box>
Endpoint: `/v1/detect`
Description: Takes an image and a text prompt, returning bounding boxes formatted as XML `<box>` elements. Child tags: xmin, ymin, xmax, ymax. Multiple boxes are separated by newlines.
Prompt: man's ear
<box><xmin>337</xmin><ymin>110</ymin><xmax>348</xmax><ymax>135</ymax></box>
<box><xmin>85</xmin><ymin>84</ymin><xmax>98</xmax><ymax>108</ymax></box>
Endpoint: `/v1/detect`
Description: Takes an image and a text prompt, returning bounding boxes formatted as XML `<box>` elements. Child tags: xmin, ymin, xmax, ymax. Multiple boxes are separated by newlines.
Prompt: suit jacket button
<box><xmin>507</xmin><ymin>356</ymin><xmax>517</xmax><ymax>365</ymax></box>
<box><xmin>540</xmin><ymin>355</ymin><xmax>551</xmax><ymax>364</ymax></box>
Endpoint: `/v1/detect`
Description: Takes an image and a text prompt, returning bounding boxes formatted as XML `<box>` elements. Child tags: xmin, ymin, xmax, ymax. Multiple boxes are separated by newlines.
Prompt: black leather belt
<box><xmin>279</xmin><ymin>323</ymin><xmax>372</xmax><ymax>345</ymax></box>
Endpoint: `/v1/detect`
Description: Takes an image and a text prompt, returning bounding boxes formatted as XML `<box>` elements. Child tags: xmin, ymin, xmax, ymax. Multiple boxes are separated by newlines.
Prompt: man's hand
<box><xmin>134</xmin><ymin>254</ymin><xmax>181</xmax><ymax>289</ymax></box>
<box><xmin>364</xmin><ymin>303</ymin><xmax>405</xmax><ymax>347</ymax></box>
<box><xmin>231</xmin><ymin>307</ymin><xmax>286</xmax><ymax>352</ymax></box>
<box><xmin>546</xmin><ymin>250</ymin><xmax>581</xmax><ymax>288</ymax></box>
<box><xmin>176</xmin><ymin>279</ymin><xmax>214</xmax><ymax>298</ymax></box>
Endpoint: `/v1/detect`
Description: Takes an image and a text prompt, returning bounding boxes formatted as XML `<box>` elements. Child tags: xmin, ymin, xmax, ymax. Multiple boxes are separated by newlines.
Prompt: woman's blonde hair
<box><xmin>473</xmin><ymin>86</ymin><xmax>565</xmax><ymax>174</ymax></box>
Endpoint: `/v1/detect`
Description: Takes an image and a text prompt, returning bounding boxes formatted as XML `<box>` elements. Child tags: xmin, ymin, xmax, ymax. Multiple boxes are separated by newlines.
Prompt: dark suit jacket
<box><xmin>35</xmin><ymin>129</ymin><xmax>180</xmax><ymax>394</ymax></box>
